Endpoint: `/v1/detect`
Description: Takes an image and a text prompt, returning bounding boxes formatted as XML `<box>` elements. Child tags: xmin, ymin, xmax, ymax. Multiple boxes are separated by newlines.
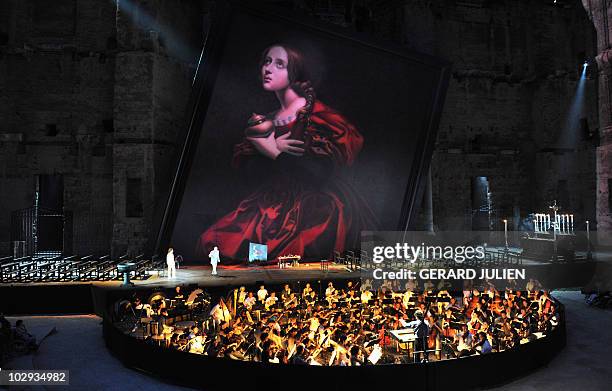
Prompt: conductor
<box><xmin>406</xmin><ymin>310</ymin><xmax>429</xmax><ymax>363</ymax></box>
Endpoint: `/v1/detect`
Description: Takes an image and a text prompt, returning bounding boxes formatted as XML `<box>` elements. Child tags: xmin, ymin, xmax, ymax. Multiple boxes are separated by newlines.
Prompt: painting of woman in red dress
<box><xmin>195</xmin><ymin>44</ymin><xmax>377</xmax><ymax>262</ymax></box>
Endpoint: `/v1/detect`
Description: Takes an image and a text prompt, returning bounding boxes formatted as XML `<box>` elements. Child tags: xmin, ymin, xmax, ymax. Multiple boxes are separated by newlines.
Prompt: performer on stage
<box><xmin>195</xmin><ymin>43</ymin><xmax>377</xmax><ymax>262</ymax></box>
<box><xmin>208</xmin><ymin>246</ymin><xmax>220</xmax><ymax>275</ymax></box>
<box><xmin>166</xmin><ymin>247</ymin><xmax>176</xmax><ymax>279</ymax></box>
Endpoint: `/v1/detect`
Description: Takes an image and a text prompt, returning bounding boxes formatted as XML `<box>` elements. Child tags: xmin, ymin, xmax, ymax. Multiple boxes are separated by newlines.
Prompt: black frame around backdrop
<box><xmin>152</xmin><ymin>0</ymin><xmax>451</xmax><ymax>259</ymax></box>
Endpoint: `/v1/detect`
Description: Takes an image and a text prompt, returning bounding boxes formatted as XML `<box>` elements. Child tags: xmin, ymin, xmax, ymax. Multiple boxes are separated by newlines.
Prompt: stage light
<box><xmin>554</xmin><ymin>55</ymin><xmax>589</xmax><ymax>164</ymax></box>
<box><xmin>114</xmin><ymin>0</ymin><xmax>197</xmax><ymax>64</ymax></box>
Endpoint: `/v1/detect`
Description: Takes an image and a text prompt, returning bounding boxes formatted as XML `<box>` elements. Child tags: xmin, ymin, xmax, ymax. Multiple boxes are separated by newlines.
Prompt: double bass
<box><xmin>427</xmin><ymin>313</ymin><xmax>444</xmax><ymax>359</ymax></box>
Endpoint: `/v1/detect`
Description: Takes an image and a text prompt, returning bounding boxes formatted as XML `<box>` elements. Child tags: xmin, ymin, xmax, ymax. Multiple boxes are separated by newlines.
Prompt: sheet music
<box><xmin>388</xmin><ymin>328</ymin><xmax>416</xmax><ymax>343</ymax></box>
<box><xmin>368</xmin><ymin>344</ymin><xmax>383</xmax><ymax>364</ymax></box>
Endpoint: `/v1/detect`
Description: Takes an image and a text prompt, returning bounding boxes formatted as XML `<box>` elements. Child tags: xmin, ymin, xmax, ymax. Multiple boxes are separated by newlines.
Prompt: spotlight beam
<box><xmin>114</xmin><ymin>0</ymin><xmax>198</xmax><ymax>64</ymax></box>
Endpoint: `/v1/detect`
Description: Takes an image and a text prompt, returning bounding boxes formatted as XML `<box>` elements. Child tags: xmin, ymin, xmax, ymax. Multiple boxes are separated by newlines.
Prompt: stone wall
<box><xmin>111</xmin><ymin>0</ymin><xmax>202</xmax><ymax>256</ymax></box>
<box><xmin>0</xmin><ymin>0</ymin><xmax>601</xmax><ymax>256</ymax></box>
<box><xmin>0</xmin><ymin>0</ymin><xmax>116</xmax><ymax>254</ymax></box>
<box><xmin>581</xmin><ymin>0</ymin><xmax>612</xmax><ymax>245</ymax></box>
<box><xmin>307</xmin><ymin>0</ymin><xmax>597</xmax><ymax>232</ymax></box>
<box><xmin>399</xmin><ymin>0</ymin><xmax>597</xmax><ymax>231</ymax></box>
<box><xmin>0</xmin><ymin>0</ymin><xmax>203</xmax><ymax>256</ymax></box>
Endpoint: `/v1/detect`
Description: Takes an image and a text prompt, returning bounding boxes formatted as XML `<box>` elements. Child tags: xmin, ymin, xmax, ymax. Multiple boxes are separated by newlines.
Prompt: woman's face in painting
<box><xmin>261</xmin><ymin>46</ymin><xmax>290</xmax><ymax>92</ymax></box>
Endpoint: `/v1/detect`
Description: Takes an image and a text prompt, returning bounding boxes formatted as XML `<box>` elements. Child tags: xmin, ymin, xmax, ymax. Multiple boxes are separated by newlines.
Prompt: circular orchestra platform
<box><xmin>101</xmin><ymin>278</ymin><xmax>567</xmax><ymax>391</ymax></box>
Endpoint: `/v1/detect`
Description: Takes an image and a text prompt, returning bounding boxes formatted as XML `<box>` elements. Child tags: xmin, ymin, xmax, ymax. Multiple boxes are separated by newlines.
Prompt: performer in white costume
<box><xmin>209</xmin><ymin>246</ymin><xmax>220</xmax><ymax>275</ymax></box>
<box><xmin>166</xmin><ymin>248</ymin><xmax>176</xmax><ymax>279</ymax></box>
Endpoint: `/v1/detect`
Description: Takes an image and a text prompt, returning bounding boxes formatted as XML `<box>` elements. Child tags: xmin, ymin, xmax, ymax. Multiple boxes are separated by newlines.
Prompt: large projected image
<box><xmin>194</xmin><ymin>43</ymin><xmax>378</xmax><ymax>262</ymax></box>
<box><xmin>167</xmin><ymin>4</ymin><xmax>449</xmax><ymax>264</ymax></box>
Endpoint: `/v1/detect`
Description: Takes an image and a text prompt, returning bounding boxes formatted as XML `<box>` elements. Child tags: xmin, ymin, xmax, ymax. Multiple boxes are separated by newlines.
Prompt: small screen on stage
<box><xmin>248</xmin><ymin>243</ymin><xmax>268</xmax><ymax>263</ymax></box>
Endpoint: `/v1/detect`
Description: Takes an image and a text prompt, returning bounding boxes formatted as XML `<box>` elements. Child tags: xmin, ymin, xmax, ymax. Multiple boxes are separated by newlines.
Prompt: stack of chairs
<box><xmin>481</xmin><ymin>249</ymin><xmax>523</xmax><ymax>268</ymax></box>
<box><xmin>0</xmin><ymin>253</ymin><xmax>154</xmax><ymax>283</ymax></box>
<box><xmin>333</xmin><ymin>250</ymin><xmax>345</xmax><ymax>266</ymax></box>
<box><xmin>151</xmin><ymin>255</ymin><xmax>166</xmax><ymax>277</ymax></box>
<box><xmin>96</xmin><ymin>255</ymin><xmax>118</xmax><ymax>280</ymax></box>
<box><xmin>360</xmin><ymin>250</ymin><xmax>370</xmax><ymax>270</ymax></box>
<box><xmin>132</xmin><ymin>254</ymin><xmax>152</xmax><ymax>279</ymax></box>
<box><xmin>333</xmin><ymin>250</ymin><xmax>361</xmax><ymax>272</ymax></box>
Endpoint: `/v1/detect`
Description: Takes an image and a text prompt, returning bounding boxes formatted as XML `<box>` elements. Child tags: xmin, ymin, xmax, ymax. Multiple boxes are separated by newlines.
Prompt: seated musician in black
<box><xmin>261</xmin><ymin>339</ymin><xmax>274</xmax><ymax>363</ymax></box>
<box><xmin>305</xmin><ymin>291</ymin><xmax>316</xmax><ymax>307</ymax></box>
<box><xmin>347</xmin><ymin>289</ymin><xmax>358</xmax><ymax>306</ymax></box>
<box><xmin>173</xmin><ymin>285</ymin><xmax>184</xmax><ymax>300</ymax></box>
<box><xmin>206</xmin><ymin>337</ymin><xmax>223</xmax><ymax>357</ymax></box>
<box><xmin>406</xmin><ymin>310</ymin><xmax>429</xmax><ymax>363</ymax></box>
<box><xmin>349</xmin><ymin>345</ymin><xmax>363</xmax><ymax>366</ymax></box>
<box><xmin>282</xmin><ymin>292</ymin><xmax>296</xmax><ymax>310</ymax></box>
<box><xmin>291</xmin><ymin>344</ymin><xmax>308</xmax><ymax>365</ymax></box>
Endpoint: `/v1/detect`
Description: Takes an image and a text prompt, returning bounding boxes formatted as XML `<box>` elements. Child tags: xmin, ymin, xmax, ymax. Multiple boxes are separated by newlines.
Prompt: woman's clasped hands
<box><xmin>247</xmin><ymin>132</ymin><xmax>305</xmax><ymax>160</ymax></box>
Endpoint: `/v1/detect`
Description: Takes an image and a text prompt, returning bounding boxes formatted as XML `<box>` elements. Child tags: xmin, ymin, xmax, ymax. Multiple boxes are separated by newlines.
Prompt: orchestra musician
<box><xmin>349</xmin><ymin>345</ymin><xmax>364</xmax><ymax>366</ymax></box>
<box><xmin>427</xmin><ymin>313</ymin><xmax>444</xmax><ymax>360</ymax></box>
<box><xmin>257</xmin><ymin>285</ymin><xmax>268</xmax><ymax>304</ymax></box>
<box><xmin>325</xmin><ymin>282</ymin><xmax>337</xmax><ymax>306</ymax></box>
<box><xmin>302</xmin><ymin>283</ymin><xmax>313</xmax><ymax>299</ymax></box>
<box><xmin>291</xmin><ymin>344</ymin><xmax>309</xmax><ymax>365</ymax></box>
<box><xmin>281</xmin><ymin>284</ymin><xmax>292</xmax><ymax>303</ymax></box>
<box><xmin>169</xmin><ymin>286</ymin><xmax>182</xmax><ymax>300</ymax></box>
<box><xmin>121</xmin><ymin>283</ymin><xmax>559</xmax><ymax>367</ymax></box>
<box><xmin>133</xmin><ymin>297</ymin><xmax>154</xmax><ymax>318</ymax></box>
<box><xmin>243</xmin><ymin>292</ymin><xmax>257</xmax><ymax>310</ymax></box>
<box><xmin>238</xmin><ymin>286</ymin><xmax>247</xmax><ymax>304</ymax></box>
<box><xmin>346</xmin><ymin>289</ymin><xmax>357</xmax><ymax>305</ymax></box>
<box><xmin>265</xmin><ymin>292</ymin><xmax>279</xmax><ymax>311</ymax></box>
<box><xmin>454</xmin><ymin>324</ymin><xmax>474</xmax><ymax>357</ymax></box>
<box><xmin>473</xmin><ymin>331</ymin><xmax>492</xmax><ymax>354</ymax></box>
<box><xmin>305</xmin><ymin>290</ymin><xmax>317</xmax><ymax>307</ymax></box>
<box><xmin>284</xmin><ymin>293</ymin><xmax>298</xmax><ymax>309</ymax></box>
<box><xmin>210</xmin><ymin>297</ymin><xmax>232</xmax><ymax>329</ymax></box>
<box><xmin>360</xmin><ymin>289</ymin><xmax>373</xmax><ymax>304</ymax></box>
<box><xmin>436</xmin><ymin>289</ymin><xmax>451</xmax><ymax>314</ymax></box>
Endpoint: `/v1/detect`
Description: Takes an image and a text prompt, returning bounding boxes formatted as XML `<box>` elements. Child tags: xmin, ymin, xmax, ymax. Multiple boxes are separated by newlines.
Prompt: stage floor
<box><xmin>3</xmin><ymin>251</ymin><xmax>605</xmax><ymax>292</ymax></box>
<box><xmin>138</xmin><ymin>263</ymin><xmax>357</xmax><ymax>288</ymax></box>
<box><xmin>4</xmin><ymin>262</ymin><xmax>357</xmax><ymax>289</ymax></box>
